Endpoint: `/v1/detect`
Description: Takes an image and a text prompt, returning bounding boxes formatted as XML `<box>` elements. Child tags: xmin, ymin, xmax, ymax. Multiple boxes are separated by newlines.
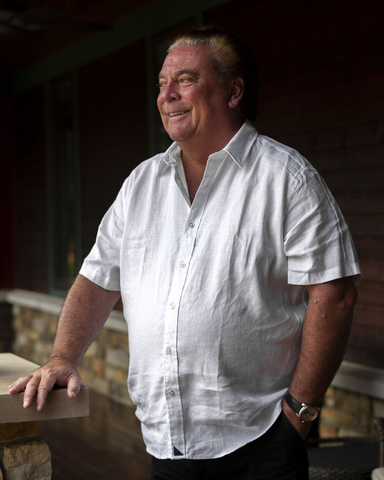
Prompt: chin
<box><xmin>167</xmin><ymin>130</ymin><xmax>192</xmax><ymax>143</ymax></box>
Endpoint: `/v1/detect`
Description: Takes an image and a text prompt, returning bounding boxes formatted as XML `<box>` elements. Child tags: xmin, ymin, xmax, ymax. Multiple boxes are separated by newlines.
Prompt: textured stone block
<box><xmin>31</xmin><ymin>316</ymin><xmax>47</xmax><ymax>334</ymax></box>
<box><xmin>91</xmin><ymin>358</ymin><xmax>104</xmax><ymax>378</ymax></box>
<box><xmin>105</xmin><ymin>348</ymin><xmax>128</xmax><ymax>368</ymax></box>
<box><xmin>105</xmin><ymin>365</ymin><xmax>127</xmax><ymax>385</ymax></box>
<box><xmin>90</xmin><ymin>376</ymin><xmax>109</xmax><ymax>396</ymax></box>
<box><xmin>0</xmin><ymin>353</ymin><xmax>89</xmax><ymax>424</ymax></box>
<box><xmin>47</xmin><ymin>317</ymin><xmax>57</xmax><ymax>336</ymax></box>
<box><xmin>320</xmin><ymin>407</ymin><xmax>356</xmax><ymax>429</ymax></box>
<box><xmin>84</xmin><ymin>341</ymin><xmax>98</xmax><ymax>357</ymax></box>
<box><xmin>0</xmin><ymin>439</ymin><xmax>52</xmax><ymax>480</ymax></box>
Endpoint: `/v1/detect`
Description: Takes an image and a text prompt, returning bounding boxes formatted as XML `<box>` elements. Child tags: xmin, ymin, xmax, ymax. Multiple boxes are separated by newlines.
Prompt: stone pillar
<box><xmin>0</xmin><ymin>422</ymin><xmax>52</xmax><ymax>480</ymax></box>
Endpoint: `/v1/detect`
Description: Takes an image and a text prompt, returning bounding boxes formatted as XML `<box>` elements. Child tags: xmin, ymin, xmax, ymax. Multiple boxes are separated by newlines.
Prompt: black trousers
<box><xmin>150</xmin><ymin>411</ymin><xmax>309</xmax><ymax>480</ymax></box>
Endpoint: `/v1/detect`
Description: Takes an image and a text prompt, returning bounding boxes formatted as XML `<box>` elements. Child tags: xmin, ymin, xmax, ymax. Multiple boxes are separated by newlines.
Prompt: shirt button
<box><xmin>180</xmin><ymin>261</ymin><xmax>186</xmax><ymax>268</ymax></box>
<box><xmin>169</xmin><ymin>390</ymin><xmax>176</xmax><ymax>397</ymax></box>
<box><xmin>169</xmin><ymin>303</ymin><xmax>175</xmax><ymax>309</ymax></box>
<box><xmin>166</xmin><ymin>347</ymin><xmax>172</xmax><ymax>355</ymax></box>
<box><xmin>189</xmin><ymin>222</ymin><xmax>195</xmax><ymax>228</ymax></box>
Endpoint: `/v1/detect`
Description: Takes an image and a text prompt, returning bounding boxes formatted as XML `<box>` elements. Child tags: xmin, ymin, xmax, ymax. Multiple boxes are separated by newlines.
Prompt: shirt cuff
<box><xmin>79</xmin><ymin>263</ymin><xmax>121</xmax><ymax>291</ymax></box>
<box><xmin>287</xmin><ymin>262</ymin><xmax>362</xmax><ymax>285</ymax></box>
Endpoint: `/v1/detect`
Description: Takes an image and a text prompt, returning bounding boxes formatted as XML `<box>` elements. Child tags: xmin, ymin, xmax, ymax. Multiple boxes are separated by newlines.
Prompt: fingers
<box><xmin>8</xmin><ymin>361</ymin><xmax>82</xmax><ymax>411</ymax></box>
<box><xmin>23</xmin><ymin>372</ymin><xmax>44</xmax><ymax>410</ymax></box>
<box><xmin>34</xmin><ymin>367</ymin><xmax>61</xmax><ymax>411</ymax></box>
<box><xmin>11</xmin><ymin>368</ymin><xmax>56</xmax><ymax>410</ymax></box>
<box><xmin>8</xmin><ymin>374</ymin><xmax>33</xmax><ymax>395</ymax></box>
<box><xmin>9</xmin><ymin>370</ymin><xmax>49</xmax><ymax>410</ymax></box>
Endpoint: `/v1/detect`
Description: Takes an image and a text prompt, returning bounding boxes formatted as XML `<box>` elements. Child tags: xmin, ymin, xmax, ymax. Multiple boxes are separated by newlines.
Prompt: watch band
<box><xmin>285</xmin><ymin>392</ymin><xmax>304</xmax><ymax>411</ymax></box>
<box><xmin>285</xmin><ymin>392</ymin><xmax>320</xmax><ymax>423</ymax></box>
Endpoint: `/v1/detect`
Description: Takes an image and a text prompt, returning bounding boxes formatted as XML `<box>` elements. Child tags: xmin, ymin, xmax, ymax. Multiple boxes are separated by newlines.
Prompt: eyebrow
<box><xmin>158</xmin><ymin>69</ymin><xmax>200</xmax><ymax>80</ymax></box>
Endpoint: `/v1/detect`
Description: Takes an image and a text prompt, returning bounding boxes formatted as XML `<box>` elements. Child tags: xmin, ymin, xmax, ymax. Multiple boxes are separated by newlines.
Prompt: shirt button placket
<box><xmin>165</xmin><ymin>213</ymin><xmax>199</xmax><ymax>457</ymax></box>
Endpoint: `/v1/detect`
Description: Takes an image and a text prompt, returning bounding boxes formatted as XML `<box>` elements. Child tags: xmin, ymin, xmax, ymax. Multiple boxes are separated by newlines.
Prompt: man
<box><xmin>9</xmin><ymin>27</ymin><xmax>360</xmax><ymax>479</ymax></box>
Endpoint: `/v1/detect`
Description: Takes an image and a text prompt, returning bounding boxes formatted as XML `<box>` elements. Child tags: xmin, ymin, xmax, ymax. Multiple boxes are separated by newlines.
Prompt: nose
<box><xmin>158</xmin><ymin>82</ymin><xmax>181</xmax><ymax>102</ymax></box>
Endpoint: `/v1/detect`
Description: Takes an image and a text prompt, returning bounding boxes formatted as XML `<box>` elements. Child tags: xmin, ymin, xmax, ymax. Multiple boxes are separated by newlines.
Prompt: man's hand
<box><xmin>8</xmin><ymin>356</ymin><xmax>81</xmax><ymax>411</ymax></box>
<box><xmin>282</xmin><ymin>397</ymin><xmax>311</xmax><ymax>441</ymax></box>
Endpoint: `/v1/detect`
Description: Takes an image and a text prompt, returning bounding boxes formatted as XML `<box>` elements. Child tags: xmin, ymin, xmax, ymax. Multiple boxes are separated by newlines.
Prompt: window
<box><xmin>46</xmin><ymin>72</ymin><xmax>81</xmax><ymax>294</ymax></box>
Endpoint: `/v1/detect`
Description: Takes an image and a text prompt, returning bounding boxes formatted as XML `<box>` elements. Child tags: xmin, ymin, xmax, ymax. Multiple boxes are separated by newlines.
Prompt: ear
<box><xmin>228</xmin><ymin>77</ymin><xmax>244</xmax><ymax>109</ymax></box>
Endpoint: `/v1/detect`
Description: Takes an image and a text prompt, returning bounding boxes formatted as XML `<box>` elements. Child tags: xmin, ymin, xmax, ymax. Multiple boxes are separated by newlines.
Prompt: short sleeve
<box><xmin>284</xmin><ymin>170</ymin><xmax>361</xmax><ymax>285</ymax></box>
<box><xmin>79</xmin><ymin>185</ymin><xmax>125</xmax><ymax>291</ymax></box>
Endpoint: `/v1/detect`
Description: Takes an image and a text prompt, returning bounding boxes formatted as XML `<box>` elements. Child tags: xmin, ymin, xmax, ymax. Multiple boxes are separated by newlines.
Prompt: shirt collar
<box><xmin>222</xmin><ymin>119</ymin><xmax>258</xmax><ymax>167</ymax></box>
<box><xmin>161</xmin><ymin>142</ymin><xmax>182</xmax><ymax>169</ymax></box>
<box><xmin>160</xmin><ymin>119</ymin><xmax>258</xmax><ymax>171</ymax></box>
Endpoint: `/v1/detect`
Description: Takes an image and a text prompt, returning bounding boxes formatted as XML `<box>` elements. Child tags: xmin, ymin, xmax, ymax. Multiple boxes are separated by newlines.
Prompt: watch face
<box><xmin>299</xmin><ymin>406</ymin><xmax>319</xmax><ymax>422</ymax></box>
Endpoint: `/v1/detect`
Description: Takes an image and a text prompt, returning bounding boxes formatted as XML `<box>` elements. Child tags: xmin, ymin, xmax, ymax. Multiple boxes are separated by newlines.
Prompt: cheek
<box><xmin>157</xmin><ymin>101</ymin><xmax>167</xmax><ymax>124</ymax></box>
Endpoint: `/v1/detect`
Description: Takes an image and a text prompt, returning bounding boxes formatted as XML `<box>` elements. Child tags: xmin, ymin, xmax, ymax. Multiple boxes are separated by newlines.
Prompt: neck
<box><xmin>178</xmin><ymin>119</ymin><xmax>243</xmax><ymax>166</ymax></box>
<box><xmin>178</xmin><ymin>119</ymin><xmax>244</xmax><ymax>203</ymax></box>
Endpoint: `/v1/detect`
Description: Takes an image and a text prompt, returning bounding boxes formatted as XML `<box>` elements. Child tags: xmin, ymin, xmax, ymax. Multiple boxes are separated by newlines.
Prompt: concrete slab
<box><xmin>0</xmin><ymin>353</ymin><xmax>89</xmax><ymax>424</ymax></box>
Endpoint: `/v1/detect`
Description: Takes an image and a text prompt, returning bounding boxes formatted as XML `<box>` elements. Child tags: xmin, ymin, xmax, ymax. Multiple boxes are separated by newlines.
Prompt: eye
<box><xmin>157</xmin><ymin>81</ymin><xmax>167</xmax><ymax>91</ymax></box>
<box><xmin>178</xmin><ymin>76</ymin><xmax>194</xmax><ymax>86</ymax></box>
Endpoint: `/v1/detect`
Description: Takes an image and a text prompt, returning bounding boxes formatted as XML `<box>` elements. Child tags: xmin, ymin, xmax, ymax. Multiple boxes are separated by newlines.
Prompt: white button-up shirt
<box><xmin>80</xmin><ymin>120</ymin><xmax>360</xmax><ymax>460</ymax></box>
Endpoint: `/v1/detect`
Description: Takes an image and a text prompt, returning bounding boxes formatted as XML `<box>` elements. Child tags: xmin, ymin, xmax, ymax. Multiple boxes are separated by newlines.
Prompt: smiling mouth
<box><xmin>168</xmin><ymin>110</ymin><xmax>189</xmax><ymax>117</ymax></box>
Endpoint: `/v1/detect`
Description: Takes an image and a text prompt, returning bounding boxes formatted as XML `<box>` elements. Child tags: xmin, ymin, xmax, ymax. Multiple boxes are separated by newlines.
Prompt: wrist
<box><xmin>49</xmin><ymin>354</ymin><xmax>79</xmax><ymax>367</ymax></box>
<box><xmin>282</xmin><ymin>399</ymin><xmax>312</xmax><ymax>440</ymax></box>
<box><xmin>285</xmin><ymin>392</ymin><xmax>320</xmax><ymax>423</ymax></box>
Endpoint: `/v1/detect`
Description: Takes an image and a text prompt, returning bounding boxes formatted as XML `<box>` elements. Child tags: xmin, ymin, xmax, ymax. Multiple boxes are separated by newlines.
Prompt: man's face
<box><xmin>157</xmin><ymin>45</ymin><xmax>232</xmax><ymax>146</ymax></box>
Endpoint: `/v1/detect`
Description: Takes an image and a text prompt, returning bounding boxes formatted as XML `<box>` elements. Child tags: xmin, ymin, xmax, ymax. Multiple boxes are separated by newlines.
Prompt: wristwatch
<box><xmin>285</xmin><ymin>392</ymin><xmax>320</xmax><ymax>423</ymax></box>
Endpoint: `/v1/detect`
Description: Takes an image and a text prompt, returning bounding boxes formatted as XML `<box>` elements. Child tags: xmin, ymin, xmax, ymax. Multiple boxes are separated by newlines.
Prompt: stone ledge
<box><xmin>0</xmin><ymin>353</ymin><xmax>89</xmax><ymax>424</ymax></box>
<box><xmin>332</xmin><ymin>360</ymin><xmax>384</xmax><ymax>401</ymax></box>
<box><xmin>5</xmin><ymin>289</ymin><xmax>127</xmax><ymax>334</ymax></box>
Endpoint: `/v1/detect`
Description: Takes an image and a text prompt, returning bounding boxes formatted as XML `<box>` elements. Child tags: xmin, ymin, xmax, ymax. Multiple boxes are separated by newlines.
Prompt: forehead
<box><xmin>159</xmin><ymin>45</ymin><xmax>214</xmax><ymax>77</ymax></box>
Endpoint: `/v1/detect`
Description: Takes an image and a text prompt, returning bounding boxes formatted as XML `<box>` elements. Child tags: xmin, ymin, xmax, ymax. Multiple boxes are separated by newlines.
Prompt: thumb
<box><xmin>66</xmin><ymin>373</ymin><xmax>82</xmax><ymax>399</ymax></box>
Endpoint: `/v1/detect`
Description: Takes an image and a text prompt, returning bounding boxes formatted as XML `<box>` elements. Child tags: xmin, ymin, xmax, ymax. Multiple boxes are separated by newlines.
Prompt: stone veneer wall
<box><xmin>11</xmin><ymin>305</ymin><xmax>133</xmax><ymax>408</ymax></box>
<box><xmin>9</xmin><ymin>302</ymin><xmax>384</xmax><ymax>438</ymax></box>
<box><xmin>321</xmin><ymin>387</ymin><xmax>384</xmax><ymax>438</ymax></box>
